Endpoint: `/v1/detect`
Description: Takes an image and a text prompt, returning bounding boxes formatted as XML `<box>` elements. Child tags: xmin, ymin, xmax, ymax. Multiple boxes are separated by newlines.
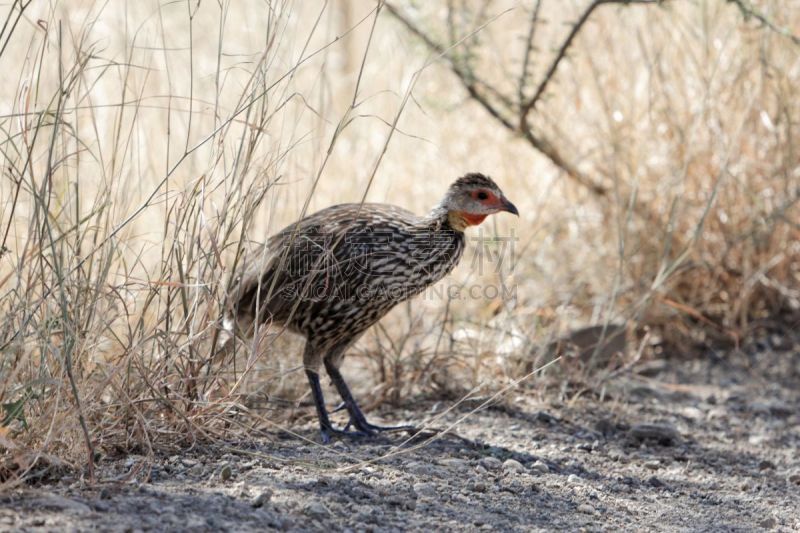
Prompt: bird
<box><xmin>224</xmin><ymin>172</ymin><xmax>518</xmax><ymax>443</ymax></box>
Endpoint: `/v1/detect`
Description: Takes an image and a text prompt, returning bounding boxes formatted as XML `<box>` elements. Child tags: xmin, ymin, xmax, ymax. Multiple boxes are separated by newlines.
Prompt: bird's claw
<box><xmin>320</xmin><ymin>424</ymin><xmax>372</xmax><ymax>444</ymax></box>
<box><xmin>357</xmin><ymin>421</ymin><xmax>416</xmax><ymax>434</ymax></box>
<box><xmin>319</xmin><ymin>419</ymin><xmax>415</xmax><ymax>443</ymax></box>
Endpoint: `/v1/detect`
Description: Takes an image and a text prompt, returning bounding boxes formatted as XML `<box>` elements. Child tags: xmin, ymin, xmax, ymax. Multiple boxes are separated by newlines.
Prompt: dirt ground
<box><xmin>2</xmin><ymin>344</ymin><xmax>799</xmax><ymax>532</ymax></box>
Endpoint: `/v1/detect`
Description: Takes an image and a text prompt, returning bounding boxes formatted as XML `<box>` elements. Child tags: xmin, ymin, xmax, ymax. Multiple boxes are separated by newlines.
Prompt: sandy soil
<box><xmin>2</xmin><ymin>346</ymin><xmax>799</xmax><ymax>532</ymax></box>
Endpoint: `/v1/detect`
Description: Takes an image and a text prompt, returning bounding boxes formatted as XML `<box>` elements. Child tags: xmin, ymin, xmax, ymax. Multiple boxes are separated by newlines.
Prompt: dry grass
<box><xmin>0</xmin><ymin>0</ymin><xmax>798</xmax><ymax>483</ymax></box>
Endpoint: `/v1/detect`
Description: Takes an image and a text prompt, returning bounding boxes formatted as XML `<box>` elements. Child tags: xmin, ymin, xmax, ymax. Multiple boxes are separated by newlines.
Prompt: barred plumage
<box><xmin>226</xmin><ymin>172</ymin><xmax>518</xmax><ymax>442</ymax></box>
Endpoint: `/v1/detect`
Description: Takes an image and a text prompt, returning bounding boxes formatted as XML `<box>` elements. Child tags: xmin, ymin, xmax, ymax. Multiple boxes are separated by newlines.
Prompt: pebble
<box><xmin>758</xmin><ymin>460</ymin><xmax>776</xmax><ymax>470</ymax></box>
<box><xmin>303</xmin><ymin>500</ymin><xmax>331</xmax><ymax>519</ymax></box>
<box><xmin>468</xmin><ymin>481</ymin><xmax>487</xmax><ymax>493</ymax></box>
<box><xmin>251</xmin><ymin>490</ymin><xmax>272</xmax><ymax>508</ymax></box>
<box><xmin>480</xmin><ymin>457</ymin><xmax>503</xmax><ymax>470</ymax></box>
<box><xmin>536</xmin><ymin>411</ymin><xmax>559</xmax><ymax>424</ymax></box>
<box><xmin>412</xmin><ymin>482</ymin><xmax>438</xmax><ymax>498</ymax></box>
<box><xmin>751</xmin><ymin>400</ymin><xmax>792</xmax><ymax>418</ymax></box>
<box><xmin>759</xmin><ymin>517</ymin><xmax>777</xmax><ymax>529</ymax></box>
<box><xmin>502</xmin><ymin>459</ymin><xmax>525</xmax><ymax>473</ymax></box>
<box><xmin>644</xmin><ymin>460</ymin><xmax>661</xmax><ymax>470</ymax></box>
<box><xmin>788</xmin><ymin>473</ymin><xmax>800</xmax><ymax>485</ymax></box>
<box><xmin>577</xmin><ymin>503</ymin><xmax>595</xmax><ymax>514</ymax></box>
<box><xmin>91</xmin><ymin>501</ymin><xmax>111</xmax><ymax>513</ymax></box>
<box><xmin>439</xmin><ymin>458</ymin><xmax>469</xmax><ymax>469</ymax></box>
<box><xmin>567</xmin><ymin>474</ymin><xmax>581</xmax><ymax>484</ymax></box>
<box><xmin>628</xmin><ymin>423</ymin><xmax>680</xmax><ymax>446</ymax></box>
<box><xmin>531</xmin><ymin>461</ymin><xmax>549</xmax><ymax>474</ymax></box>
<box><xmin>406</xmin><ymin>461</ymin><xmax>437</xmax><ymax>476</ymax></box>
<box><xmin>595</xmin><ymin>418</ymin><xmax>616</xmax><ymax>436</ymax></box>
<box><xmin>499</xmin><ymin>477</ymin><xmax>525</xmax><ymax>494</ymax></box>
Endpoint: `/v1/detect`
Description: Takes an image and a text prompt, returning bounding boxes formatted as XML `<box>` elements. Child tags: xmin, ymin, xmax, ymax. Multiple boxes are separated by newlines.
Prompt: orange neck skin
<box><xmin>448</xmin><ymin>211</ymin><xmax>488</xmax><ymax>231</ymax></box>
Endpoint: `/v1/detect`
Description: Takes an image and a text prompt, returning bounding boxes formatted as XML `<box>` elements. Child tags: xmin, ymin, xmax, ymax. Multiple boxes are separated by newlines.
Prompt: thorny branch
<box><xmin>726</xmin><ymin>0</ymin><xmax>800</xmax><ymax>46</ymax></box>
<box><xmin>385</xmin><ymin>1</ymin><xmax>666</xmax><ymax>205</ymax></box>
<box><xmin>521</xmin><ymin>0</ymin><xmax>663</xmax><ymax>117</ymax></box>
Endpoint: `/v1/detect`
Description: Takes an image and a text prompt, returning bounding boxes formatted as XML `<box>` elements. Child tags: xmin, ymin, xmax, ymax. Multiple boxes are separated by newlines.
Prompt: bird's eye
<box><xmin>476</xmin><ymin>191</ymin><xmax>489</xmax><ymax>200</ymax></box>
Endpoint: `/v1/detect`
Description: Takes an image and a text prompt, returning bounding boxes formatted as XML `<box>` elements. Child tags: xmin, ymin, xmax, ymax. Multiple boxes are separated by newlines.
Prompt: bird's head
<box><xmin>440</xmin><ymin>173</ymin><xmax>518</xmax><ymax>231</ymax></box>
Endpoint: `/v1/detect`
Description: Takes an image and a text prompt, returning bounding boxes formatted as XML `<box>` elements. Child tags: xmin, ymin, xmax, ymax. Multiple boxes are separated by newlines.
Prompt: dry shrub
<box><xmin>386</xmin><ymin>0</ymin><xmax>800</xmax><ymax>363</ymax></box>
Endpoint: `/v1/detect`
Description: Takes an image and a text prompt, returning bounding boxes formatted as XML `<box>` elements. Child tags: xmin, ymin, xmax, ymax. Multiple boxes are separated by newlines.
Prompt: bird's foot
<box><xmin>319</xmin><ymin>424</ymin><xmax>371</xmax><ymax>444</ymax></box>
<box><xmin>318</xmin><ymin>420</ymin><xmax>415</xmax><ymax>443</ymax></box>
<box><xmin>347</xmin><ymin>418</ymin><xmax>416</xmax><ymax>435</ymax></box>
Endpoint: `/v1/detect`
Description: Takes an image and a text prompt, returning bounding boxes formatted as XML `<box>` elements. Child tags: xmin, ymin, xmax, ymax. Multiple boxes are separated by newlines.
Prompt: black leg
<box><xmin>323</xmin><ymin>359</ymin><xmax>415</xmax><ymax>435</ymax></box>
<box><xmin>305</xmin><ymin>369</ymin><xmax>333</xmax><ymax>443</ymax></box>
<box><xmin>305</xmin><ymin>369</ymin><xmax>370</xmax><ymax>443</ymax></box>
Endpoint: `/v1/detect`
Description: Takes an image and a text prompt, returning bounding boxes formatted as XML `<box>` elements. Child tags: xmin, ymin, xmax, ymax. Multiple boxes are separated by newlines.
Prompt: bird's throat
<box><xmin>448</xmin><ymin>211</ymin><xmax>487</xmax><ymax>231</ymax></box>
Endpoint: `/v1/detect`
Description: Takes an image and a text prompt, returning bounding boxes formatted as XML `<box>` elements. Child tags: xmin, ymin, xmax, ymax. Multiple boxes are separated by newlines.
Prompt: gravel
<box><xmin>3</xmin><ymin>349</ymin><xmax>799</xmax><ymax>531</ymax></box>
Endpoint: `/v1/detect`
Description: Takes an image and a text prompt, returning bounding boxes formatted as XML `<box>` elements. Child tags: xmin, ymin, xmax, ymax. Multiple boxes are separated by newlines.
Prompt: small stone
<box><xmin>499</xmin><ymin>477</ymin><xmax>525</xmax><ymax>494</ymax></box>
<box><xmin>91</xmin><ymin>501</ymin><xmax>111</xmax><ymax>513</ymax></box>
<box><xmin>406</xmin><ymin>461</ymin><xmax>437</xmax><ymax>476</ymax></box>
<box><xmin>759</xmin><ymin>460</ymin><xmax>776</xmax><ymax>470</ymax></box>
<box><xmin>644</xmin><ymin>460</ymin><xmax>661</xmax><ymax>470</ymax></box>
<box><xmin>759</xmin><ymin>517</ymin><xmax>777</xmax><ymax>529</ymax></box>
<box><xmin>647</xmin><ymin>476</ymin><xmax>666</xmax><ymax>488</ymax></box>
<box><xmin>469</xmin><ymin>481</ymin><xmax>487</xmax><ymax>493</ymax></box>
<box><xmin>413</xmin><ymin>482</ymin><xmax>438</xmax><ymax>498</ymax></box>
<box><xmin>531</xmin><ymin>461</ymin><xmax>549</xmax><ymax>474</ymax></box>
<box><xmin>577</xmin><ymin>503</ymin><xmax>595</xmax><ymax>514</ymax></box>
<box><xmin>628</xmin><ymin>423</ymin><xmax>680</xmax><ymax>446</ymax></box>
<box><xmin>480</xmin><ymin>456</ymin><xmax>503</xmax><ymax>470</ymax></box>
<box><xmin>502</xmin><ymin>459</ymin><xmax>525</xmax><ymax>473</ymax></box>
<box><xmin>567</xmin><ymin>474</ymin><xmax>581</xmax><ymax>484</ymax></box>
<box><xmin>219</xmin><ymin>464</ymin><xmax>232</xmax><ymax>482</ymax></box>
<box><xmin>234</xmin><ymin>482</ymin><xmax>250</xmax><ymax>499</ymax></box>
<box><xmin>788</xmin><ymin>473</ymin><xmax>800</xmax><ymax>485</ymax></box>
<box><xmin>439</xmin><ymin>458</ymin><xmax>469</xmax><ymax>469</ymax></box>
<box><xmin>536</xmin><ymin>411</ymin><xmax>559</xmax><ymax>424</ymax></box>
<box><xmin>251</xmin><ymin>490</ymin><xmax>272</xmax><ymax>508</ymax></box>
<box><xmin>186</xmin><ymin>516</ymin><xmax>208</xmax><ymax>528</ymax></box>
<box><xmin>303</xmin><ymin>500</ymin><xmax>330</xmax><ymax>519</ymax></box>
<box><xmin>751</xmin><ymin>401</ymin><xmax>792</xmax><ymax>418</ymax></box>
<box><xmin>595</xmin><ymin>418</ymin><xmax>616</xmax><ymax>436</ymax></box>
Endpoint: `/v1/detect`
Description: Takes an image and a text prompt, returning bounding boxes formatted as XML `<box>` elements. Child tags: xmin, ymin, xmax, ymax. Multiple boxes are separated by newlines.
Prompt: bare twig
<box><xmin>521</xmin><ymin>0</ymin><xmax>664</xmax><ymax>117</ymax></box>
<box><xmin>385</xmin><ymin>2</ymin><xmax>611</xmax><ymax>197</ymax></box>
<box><xmin>726</xmin><ymin>0</ymin><xmax>800</xmax><ymax>46</ymax></box>
<box><xmin>517</xmin><ymin>0</ymin><xmax>543</xmax><ymax>105</ymax></box>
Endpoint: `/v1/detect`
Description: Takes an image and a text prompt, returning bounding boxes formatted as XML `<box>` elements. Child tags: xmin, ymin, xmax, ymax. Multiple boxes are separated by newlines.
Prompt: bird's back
<box><xmin>227</xmin><ymin>203</ymin><xmax>464</xmax><ymax>345</ymax></box>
